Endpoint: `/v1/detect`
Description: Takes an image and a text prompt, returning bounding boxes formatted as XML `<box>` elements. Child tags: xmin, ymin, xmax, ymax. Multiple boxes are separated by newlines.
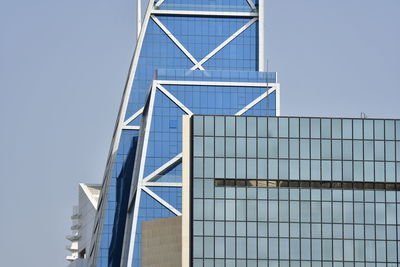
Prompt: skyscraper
<box><xmin>88</xmin><ymin>1</ymin><xmax>277</xmax><ymax>266</ymax></box>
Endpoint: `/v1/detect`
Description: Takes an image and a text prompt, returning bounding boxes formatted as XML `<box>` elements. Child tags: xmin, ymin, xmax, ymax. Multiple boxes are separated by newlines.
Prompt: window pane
<box><xmin>343</xmin><ymin>140</ymin><xmax>352</xmax><ymax>160</ymax></box>
<box><xmin>385</xmin><ymin>120</ymin><xmax>395</xmax><ymax>140</ymax></box>
<box><xmin>375</xmin><ymin>120</ymin><xmax>384</xmax><ymax>139</ymax></box>
<box><xmin>397</xmin><ymin>141</ymin><xmax>400</xmax><ymax>161</ymax></box>
<box><xmin>204</xmin><ymin>158</ymin><xmax>214</xmax><ymax>178</ymax></box>
<box><xmin>204</xmin><ymin>116</ymin><xmax>214</xmax><ymax>136</ymax></box>
<box><xmin>279</xmin><ymin>139</ymin><xmax>288</xmax><ymax>158</ymax></box>
<box><xmin>215</xmin><ymin>158</ymin><xmax>224</xmax><ymax>178</ymax></box>
<box><xmin>300</xmin><ymin>139</ymin><xmax>310</xmax><ymax>159</ymax></box>
<box><xmin>386</xmin><ymin>141</ymin><xmax>395</xmax><ymax>161</ymax></box>
<box><xmin>290</xmin><ymin>160</ymin><xmax>299</xmax><ymax>179</ymax></box>
<box><xmin>279</xmin><ymin>118</ymin><xmax>288</xmax><ymax>137</ymax></box>
<box><xmin>215</xmin><ymin>116</ymin><xmax>225</xmax><ymax>136</ymax></box>
<box><xmin>311</xmin><ymin>118</ymin><xmax>320</xmax><ymax>138</ymax></box>
<box><xmin>226</xmin><ymin>116</ymin><xmax>235</xmax><ymax>136</ymax></box>
<box><xmin>247</xmin><ymin>117</ymin><xmax>256</xmax><ymax>137</ymax></box>
<box><xmin>290</xmin><ymin>139</ymin><xmax>299</xmax><ymax>158</ymax></box>
<box><xmin>257</xmin><ymin>138</ymin><xmax>267</xmax><ymax>158</ymax></box>
<box><xmin>236</xmin><ymin>117</ymin><xmax>246</xmax><ymax>136</ymax></box>
<box><xmin>332</xmin><ymin>140</ymin><xmax>341</xmax><ymax>160</ymax></box>
<box><xmin>364</xmin><ymin>141</ymin><xmax>373</xmax><ymax>160</ymax></box>
<box><xmin>353</xmin><ymin>119</ymin><xmax>363</xmax><ymax>139</ymax></box>
<box><xmin>215</xmin><ymin>137</ymin><xmax>224</xmax><ymax>157</ymax></box>
<box><xmin>375</xmin><ymin>141</ymin><xmax>384</xmax><ymax>160</ymax></box>
<box><xmin>300</xmin><ymin>118</ymin><xmax>310</xmax><ymax>138</ymax></box>
<box><xmin>321</xmin><ymin>119</ymin><xmax>331</xmax><ymax>138</ymax></box>
<box><xmin>246</xmin><ymin>138</ymin><xmax>256</xmax><ymax>157</ymax></box>
<box><xmin>354</xmin><ymin>141</ymin><xmax>363</xmax><ymax>160</ymax></box>
<box><xmin>290</xmin><ymin>118</ymin><xmax>299</xmax><ymax>137</ymax></box>
<box><xmin>258</xmin><ymin>117</ymin><xmax>267</xmax><ymax>137</ymax></box>
<box><xmin>396</xmin><ymin>120</ymin><xmax>400</xmax><ymax>140</ymax></box>
<box><xmin>343</xmin><ymin>119</ymin><xmax>352</xmax><ymax>139</ymax></box>
<box><xmin>364</xmin><ymin>120</ymin><xmax>373</xmax><ymax>139</ymax></box>
<box><xmin>193</xmin><ymin>116</ymin><xmax>203</xmax><ymax>135</ymax></box>
<box><xmin>268</xmin><ymin>138</ymin><xmax>278</xmax><ymax>158</ymax></box>
<box><xmin>268</xmin><ymin>117</ymin><xmax>278</xmax><ymax>137</ymax></box>
<box><xmin>321</xmin><ymin>140</ymin><xmax>331</xmax><ymax>159</ymax></box>
<box><xmin>311</xmin><ymin>140</ymin><xmax>320</xmax><ymax>159</ymax></box>
<box><xmin>194</xmin><ymin>158</ymin><xmax>203</xmax><ymax>177</ymax></box>
<box><xmin>236</xmin><ymin>138</ymin><xmax>246</xmax><ymax>157</ymax></box>
<box><xmin>332</xmin><ymin>119</ymin><xmax>341</xmax><ymax>138</ymax></box>
<box><xmin>194</xmin><ymin>137</ymin><xmax>203</xmax><ymax>156</ymax></box>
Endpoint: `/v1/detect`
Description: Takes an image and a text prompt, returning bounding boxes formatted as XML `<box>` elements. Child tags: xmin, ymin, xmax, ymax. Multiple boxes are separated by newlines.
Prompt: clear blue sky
<box><xmin>0</xmin><ymin>0</ymin><xmax>399</xmax><ymax>266</ymax></box>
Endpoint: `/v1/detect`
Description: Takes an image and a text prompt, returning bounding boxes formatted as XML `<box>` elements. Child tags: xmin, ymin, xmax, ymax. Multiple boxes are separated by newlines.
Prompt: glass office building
<box><xmin>185</xmin><ymin>115</ymin><xmax>400</xmax><ymax>266</ymax></box>
<box><xmin>88</xmin><ymin>1</ymin><xmax>276</xmax><ymax>266</ymax></box>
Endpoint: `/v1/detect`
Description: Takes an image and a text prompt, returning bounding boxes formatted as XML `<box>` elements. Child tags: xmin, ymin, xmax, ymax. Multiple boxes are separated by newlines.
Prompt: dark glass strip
<box><xmin>214</xmin><ymin>179</ymin><xmax>400</xmax><ymax>191</ymax></box>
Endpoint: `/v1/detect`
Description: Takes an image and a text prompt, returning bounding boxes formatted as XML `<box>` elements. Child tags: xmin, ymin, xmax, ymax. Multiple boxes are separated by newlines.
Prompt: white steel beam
<box><xmin>122</xmin><ymin>126</ymin><xmax>141</xmax><ymax>130</ymax></box>
<box><xmin>235</xmin><ymin>87</ymin><xmax>276</xmax><ymax>116</ymax></box>
<box><xmin>142</xmin><ymin>186</ymin><xmax>182</xmax><ymax>216</ymax></box>
<box><xmin>143</xmin><ymin>182</ymin><xmax>182</xmax><ymax>187</ymax></box>
<box><xmin>246</xmin><ymin>0</ymin><xmax>256</xmax><ymax>10</ymax></box>
<box><xmin>157</xmin><ymin>80</ymin><xmax>279</xmax><ymax>88</ymax></box>
<box><xmin>259</xmin><ymin>0</ymin><xmax>265</xmax><ymax>71</ymax></box>
<box><xmin>126</xmin><ymin>81</ymin><xmax>157</xmax><ymax>267</ymax></box>
<box><xmin>124</xmin><ymin>107</ymin><xmax>144</xmax><ymax>126</ymax></box>
<box><xmin>143</xmin><ymin>153</ymin><xmax>183</xmax><ymax>183</ymax></box>
<box><xmin>154</xmin><ymin>0</ymin><xmax>165</xmax><ymax>7</ymax></box>
<box><xmin>151</xmin><ymin>15</ymin><xmax>205</xmax><ymax>70</ymax></box>
<box><xmin>276</xmin><ymin>84</ymin><xmax>281</xmax><ymax>116</ymax></box>
<box><xmin>156</xmin><ymin>84</ymin><xmax>194</xmax><ymax>115</ymax></box>
<box><xmin>152</xmin><ymin>9</ymin><xmax>258</xmax><ymax>17</ymax></box>
<box><xmin>191</xmin><ymin>17</ymin><xmax>258</xmax><ymax>70</ymax></box>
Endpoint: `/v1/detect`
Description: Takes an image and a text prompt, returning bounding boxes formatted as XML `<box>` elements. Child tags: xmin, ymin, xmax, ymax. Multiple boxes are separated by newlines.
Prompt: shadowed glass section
<box><xmin>96</xmin><ymin>130</ymin><xmax>139</xmax><ymax>267</ymax></box>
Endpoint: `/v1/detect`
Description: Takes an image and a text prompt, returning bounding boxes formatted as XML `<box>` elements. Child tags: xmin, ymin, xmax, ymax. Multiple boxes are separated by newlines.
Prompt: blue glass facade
<box><xmin>90</xmin><ymin>0</ymin><xmax>274</xmax><ymax>266</ymax></box>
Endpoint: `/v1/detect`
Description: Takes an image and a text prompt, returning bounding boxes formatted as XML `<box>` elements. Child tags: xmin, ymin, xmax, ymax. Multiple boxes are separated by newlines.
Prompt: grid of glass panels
<box><xmin>191</xmin><ymin>115</ymin><xmax>400</xmax><ymax>266</ymax></box>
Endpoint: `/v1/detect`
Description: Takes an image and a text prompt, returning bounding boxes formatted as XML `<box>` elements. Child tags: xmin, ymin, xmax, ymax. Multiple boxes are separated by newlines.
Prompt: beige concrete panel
<box><xmin>141</xmin><ymin>216</ymin><xmax>182</xmax><ymax>267</ymax></box>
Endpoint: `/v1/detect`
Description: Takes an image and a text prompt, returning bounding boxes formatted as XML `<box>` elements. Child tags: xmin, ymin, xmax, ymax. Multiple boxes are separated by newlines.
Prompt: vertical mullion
<box><xmin>373</xmin><ymin>120</ymin><xmax>377</xmax><ymax>266</ymax></box>
<box><xmin>288</xmin><ymin>118</ymin><xmax>291</xmax><ymax>266</ymax></box>
<box><xmin>395</xmin><ymin>120</ymin><xmax>398</xmax><ymax>266</ymax></box>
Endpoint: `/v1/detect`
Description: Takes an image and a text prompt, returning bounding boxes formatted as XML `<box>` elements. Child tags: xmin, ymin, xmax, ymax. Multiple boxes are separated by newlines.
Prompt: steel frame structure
<box><xmin>89</xmin><ymin>0</ymin><xmax>275</xmax><ymax>266</ymax></box>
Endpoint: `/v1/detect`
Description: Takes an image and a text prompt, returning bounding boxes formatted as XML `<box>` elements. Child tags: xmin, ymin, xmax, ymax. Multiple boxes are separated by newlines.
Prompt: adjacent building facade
<box><xmin>67</xmin><ymin>184</ymin><xmax>101</xmax><ymax>266</ymax></box>
<box><xmin>183</xmin><ymin>115</ymin><xmax>400</xmax><ymax>266</ymax></box>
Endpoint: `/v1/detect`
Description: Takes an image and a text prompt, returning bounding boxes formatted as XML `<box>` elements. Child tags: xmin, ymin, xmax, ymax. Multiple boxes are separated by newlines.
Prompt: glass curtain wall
<box><xmin>191</xmin><ymin>115</ymin><xmax>400</xmax><ymax>267</ymax></box>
